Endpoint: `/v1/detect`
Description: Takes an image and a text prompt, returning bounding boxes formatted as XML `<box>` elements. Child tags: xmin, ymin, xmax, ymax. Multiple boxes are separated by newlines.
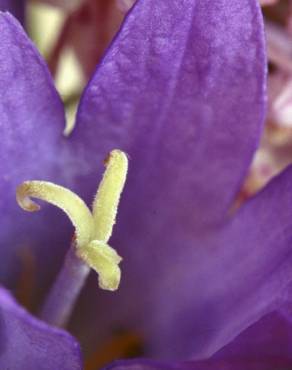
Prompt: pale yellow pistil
<box><xmin>16</xmin><ymin>150</ymin><xmax>128</xmax><ymax>291</ymax></box>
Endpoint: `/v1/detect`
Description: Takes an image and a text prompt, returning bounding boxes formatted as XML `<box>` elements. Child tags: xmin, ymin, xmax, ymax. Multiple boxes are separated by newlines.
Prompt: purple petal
<box><xmin>0</xmin><ymin>13</ymin><xmax>69</xmax><ymax>290</ymax></box>
<box><xmin>0</xmin><ymin>2</ymin><xmax>24</xmax><ymax>23</ymax></box>
<box><xmin>69</xmin><ymin>0</ymin><xmax>266</xmax><ymax>356</ymax></box>
<box><xmin>0</xmin><ymin>286</ymin><xmax>82</xmax><ymax>370</ymax></box>
<box><xmin>75</xmin><ymin>0</ymin><xmax>266</xmax><ymax>227</ymax></box>
<box><xmin>215</xmin><ymin>311</ymin><xmax>292</xmax><ymax>359</ymax></box>
<box><xmin>76</xmin><ymin>167</ymin><xmax>292</xmax><ymax>360</ymax></box>
<box><xmin>102</xmin><ymin>313</ymin><xmax>292</xmax><ymax>370</ymax></box>
<box><xmin>103</xmin><ymin>358</ymin><xmax>292</xmax><ymax>370</ymax></box>
<box><xmin>141</xmin><ymin>165</ymin><xmax>292</xmax><ymax>359</ymax></box>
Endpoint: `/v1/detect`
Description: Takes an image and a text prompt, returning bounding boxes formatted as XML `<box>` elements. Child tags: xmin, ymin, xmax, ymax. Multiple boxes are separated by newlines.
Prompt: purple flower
<box><xmin>1</xmin><ymin>0</ymin><xmax>291</xmax><ymax>367</ymax></box>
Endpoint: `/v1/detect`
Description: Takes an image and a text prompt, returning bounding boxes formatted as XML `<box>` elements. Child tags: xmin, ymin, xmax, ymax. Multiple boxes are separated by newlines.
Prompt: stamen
<box><xmin>16</xmin><ymin>181</ymin><xmax>94</xmax><ymax>248</ymax></box>
<box><xmin>92</xmin><ymin>150</ymin><xmax>128</xmax><ymax>242</ymax></box>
